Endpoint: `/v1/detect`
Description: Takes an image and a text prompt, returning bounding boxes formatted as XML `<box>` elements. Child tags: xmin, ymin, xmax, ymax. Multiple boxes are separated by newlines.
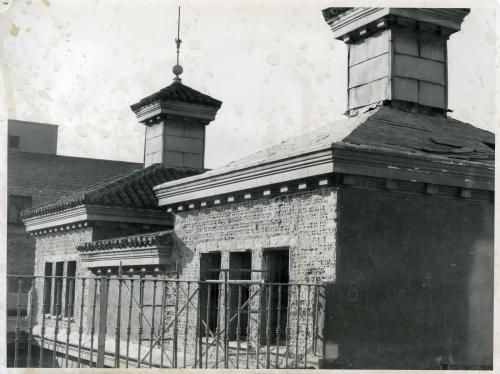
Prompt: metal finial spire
<box><xmin>172</xmin><ymin>6</ymin><xmax>183</xmax><ymax>82</ymax></box>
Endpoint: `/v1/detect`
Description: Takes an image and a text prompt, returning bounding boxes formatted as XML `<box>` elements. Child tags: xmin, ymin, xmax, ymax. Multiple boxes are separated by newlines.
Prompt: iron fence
<box><xmin>7</xmin><ymin>274</ymin><xmax>325</xmax><ymax>369</ymax></box>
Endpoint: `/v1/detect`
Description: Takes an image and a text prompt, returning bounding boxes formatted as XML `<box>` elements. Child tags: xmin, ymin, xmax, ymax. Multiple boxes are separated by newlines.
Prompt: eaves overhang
<box><xmin>135</xmin><ymin>101</ymin><xmax>220</xmax><ymax>124</ymax></box>
<box><xmin>155</xmin><ymin>148</ymin><xmax>334</xmax><ymax>206</ymax></box>
<box><xmin>332</xmin><ymin>142</ymin><xmax>494</xmax><ymax>191</ymax></box>
<box><xmin>153</xmin><ymin>141</ymin><xmax>493</xmax><ymax>210</ymax></box>
<box><xmin>323</xmin><ymin>7</ymin><xmax>470</xmax><ymax>41</ymax></box>
<box><xmin>24</xmin><ymin>205</ymin><xmax>173</xmax><ymax>233</ymax></box>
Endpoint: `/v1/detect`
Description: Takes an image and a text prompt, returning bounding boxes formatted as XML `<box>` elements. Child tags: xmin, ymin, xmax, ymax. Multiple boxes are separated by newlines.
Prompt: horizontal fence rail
<box><xmin>7</xmin><ymin>274</ymin><xmax>325</xmax><ymax>369</ymax></box>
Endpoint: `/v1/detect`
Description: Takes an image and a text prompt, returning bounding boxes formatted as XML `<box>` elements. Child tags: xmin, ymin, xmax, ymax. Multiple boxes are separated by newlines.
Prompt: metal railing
<box><xmin>7</xmin><ymin>274</ymin><xmax>325</xmax><ymax>369</ymax></box>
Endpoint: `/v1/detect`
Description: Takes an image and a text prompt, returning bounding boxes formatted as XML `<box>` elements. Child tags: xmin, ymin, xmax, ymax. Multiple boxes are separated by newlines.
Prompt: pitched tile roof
<box><xmin>343</xmin><ymin>106</ymin><xmax>494</xmax><ymax>162</ymax></box>
<box><xmin>77</xmin><ymin>230</ymin><xmax>173</xmax><ymax>252</ymax></box>
<box><xmin>130</xmin><ymin>81</ymin><xmax>222</xmax><ymax>112</ymax></box>
<box><xmin>221</xmin><ymin>106</ymin><xmax>495</xmax><ymax>167</ymax></box>
<box><xmin>22</xmin><ymin>164</ymin><xmax>200</xmax><ymax>219</ymax></box>
<box><xmin>156</xmin><ymin>106</ymin><xmax>494</xmax><ymax>189</ymax></box>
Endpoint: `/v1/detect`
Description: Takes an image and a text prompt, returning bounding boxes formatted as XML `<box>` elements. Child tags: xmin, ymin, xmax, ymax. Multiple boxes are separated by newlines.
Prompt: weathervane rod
<box><xmin>173</xmin><ymin>6</ymin><xmax>183</xmax><ymax>82</ymax></box>
<box><xmin>176</xmin><ymin>6</ymin><xmax>181</xmax><ymax>66</ymax></box>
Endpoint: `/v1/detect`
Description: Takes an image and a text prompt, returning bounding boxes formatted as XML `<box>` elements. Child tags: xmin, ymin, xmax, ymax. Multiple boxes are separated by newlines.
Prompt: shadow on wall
<box><xmin>171</xmin><ymin>231</ymin><xmax>196</xmax><ymax>279</ymax></box>
<box><xmin>321</xmin><ymin>188</ymin><xmax>493</xmax><ymax>370</ymax></box>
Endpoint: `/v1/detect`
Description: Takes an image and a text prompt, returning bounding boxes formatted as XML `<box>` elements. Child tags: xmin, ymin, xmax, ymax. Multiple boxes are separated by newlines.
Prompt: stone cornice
<box><xmin>24</xmin><ymin>205</ymin><xmax>173</xmax><ymax>233</ymax></box>
<box><xmin>155</xmin><ymin>141</ymin><xmax>493</xmax><ymax>211</ymax></box>
<box><xmin>77</xmin><ymin>230</ymin><xmax>173</xmax><ymax>252</ymax></box>
<box><xmin>332</xmin><ymin>143</ymin><xmax>494</xmax><ymax>191</ymax></box>
<box><xmin>324</xmin><ymin>7</ymin><xmax>386</xmax><ymax>39</ymax></box>
<box><xmin>135</xmin><ymin>101</ymin><xmax>219</xmax><ymax>124</ymax></box>
<box><xmin>155</xmin><ymin>149</ymin><xmax>334</xmax><ymax>206</ymax></box>
<box><xmin>323</xmin><ymin>7</ymin><xmax>469</xmax><ymax>41</ymax></box>
<box><xmin>78</xmin><ymin>231</ymin><xmax>174</xmax><ymax>269</ymax></box>
<box><xmin>79</xmin><ymin>246</ymin><xmax>173</xmax><ymax>269</ymax></box>
<box><xmin>161</xmin><ymin>172</ymin><xmax>492</xmax><ymax>214</ymax></box>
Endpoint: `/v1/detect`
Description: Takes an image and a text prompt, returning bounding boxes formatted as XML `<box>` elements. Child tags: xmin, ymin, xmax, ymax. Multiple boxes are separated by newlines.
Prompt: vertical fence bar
<box><xmin>14</xmin><ymin>277</ymin><xmax>22</xmax><ymax>367</ymax></box>
<box><xmin>245</xmin><ymin>284</ymin><xmax>251</xmax><ymax>369</ymax></box>
<box><xmin>197</xmin><ymin>281</ymin><xmax>203</xmax><ymax>368</ymax></box>
<box><xmin>125</xmin><ymin>279</ymin><xmax>134</xmax><ymax>368</ymax></box>
<box><xmin>77</xmin><ymin>278</ymin><xmax>86</xmax><ymax>367</ymax></box>
<box><xmin>27</xmin><ymin>277</ymin><xmax>35</xmax><ymax>368</ymax></box>
<box><xmin>312</xmin><ymin>284</ymin><xmax>319</xmax><ymax>356</ymax></box>
<box><xmin>52</xmin><ymin>279</ymin><xmax>61</xmax><ymax>368</ymax></box>
<box><xmin>183</xmin><ymin>282</ymin><xmax>191</xmax><ymax>368</ymax></box>
<box><xmin>137</xmin><ymin>277</ymin><xmax>145</xmax><ymax>368</ymax></box>
<box><xmin>314</xmin><ymin>284</ymin><xmax>323</xmax><ymax>355</ymax></box>
<box><xmin>256</xmin><ymin>282</ymin><xmax>262</xmax><ymax>369</ymax></box>
<box><xmin>173</xmin><ymin>281</ymin><xmax>180</xmax><ymax>368</ymax></box>
<box><xmin>148</xmin><ymin>280</ymin><xmax>157</xmax><ymax>368</ymax></box>
<box><xmin>63</xmin><ymin>274</ymin><xmax>69</xmax><ymax>321</ymax></box>
<box><xmin>64</xmin><ymin>277</ymin><xmax>74</xmax><ymax>368</ymax></box>
<box><xmin>236</xmin><ymin>284</ymin><xmax>242</xmax><ymax>369</ymax></box>
<box><xmin>60</xmin><ymin>273</ymin><xmax>67</xmax><ymax>367</ymax></box>
<box><xmin>205</xmin><ymin>283</ymin><xmax>211</xmax><ymax>368</ymax></box>
<box><xmin>294</xmin><ymin>285</ymin><xmax>301</xmax><ymax>369</ymax></box>
<box><xmin>39</xmin><ymin>277</ymin><xmax>48</xmax><ymax>368</ymax></box>
<box><xmin>224</xmin><ymin>281</ymin><xmax>231</xmax><ymax>368</ymax></box>
<box><xmin>265</xmin><ymin>284</ymin><xmax>272</xmax><ymax>369</ymax></box>
<box><xmin>96</xmin><ymin>276</ymin><xmax>109</xmax><ymax>368</ymax></box>
<box><xmin>50</xmin><ymin>272</ymin><xmax>56</xmax><ymax>317</ymax></box>
<box><xmin>115</xmin><ymin>278</ymin><xmax>123</xmax><ymax>368</ymax></box>
<box><xmin>215</xmin><ymin>282</ymin><xmax>221</xmax><ymax>369</ymax></box>
<box><xmin>284</xmin><ymin>284</ymin><xmax>291</xmax><ymax>369</ymax></box>
<box><xmin>159</xmin><ymin>280</ymin><xmax>166</xmax><ymax>368</ymax></box>
<box><xmin>275</xmin><ymin>285</ymin><xmax>283</xmax><ymax>368</ymax></box>
<box><xmin>304</xmin><ymin>284</ymin><xmax>311</xmax><ymax>368</ymax></box>
<box><xmin>89</xmin><ymin>278</ymin><xmax>98</xmax><ymax>368</ymax></box>
<box><xmin>223</xmin><ymin>275</ymin><xmax>228</xmax><ymax>368</ymax></box>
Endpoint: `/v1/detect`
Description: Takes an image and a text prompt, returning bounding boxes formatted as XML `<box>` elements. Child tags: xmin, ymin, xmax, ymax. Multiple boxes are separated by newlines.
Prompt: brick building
<box><xmin>15</xmin><ymin>7</ymin><xmax>494</xmax><ymax>370</ymax></box>
<box><xmin>8</xmin><ymin>120</ymin><xmax>141</xmax><ymax>286</ymax></box>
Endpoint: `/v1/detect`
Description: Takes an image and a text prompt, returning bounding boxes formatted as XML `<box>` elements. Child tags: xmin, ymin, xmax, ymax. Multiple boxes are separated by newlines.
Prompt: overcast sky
<box><xmin>0</xmin><ymin>0</ymin><xmax>495</xmax><ymax>168</ymax></box>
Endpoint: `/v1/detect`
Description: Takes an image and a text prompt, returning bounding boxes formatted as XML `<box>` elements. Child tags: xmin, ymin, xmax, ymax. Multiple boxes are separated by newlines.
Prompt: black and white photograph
<box><xmin>1</xmin><ymin>0</ymin><xmax>495</xmax><ymax>370</ymax></box>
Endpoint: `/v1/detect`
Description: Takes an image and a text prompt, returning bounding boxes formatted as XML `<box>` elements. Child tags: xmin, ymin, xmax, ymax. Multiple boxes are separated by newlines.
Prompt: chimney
<box><xmin>130</xmin><ymin>82</ymin><xmax>222</xmax><ymax>170</ymax></box>
<box><xmin>322</xmin><ymin>8</ymin><xmax>470</xmax><ymax>115</ymax></box>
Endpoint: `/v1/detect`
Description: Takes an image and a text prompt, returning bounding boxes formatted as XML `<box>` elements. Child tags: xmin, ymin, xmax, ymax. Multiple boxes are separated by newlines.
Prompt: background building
<box><xmin>7</xmin><ymin>119</ymin><xmax>141</xmax><ymax>309</ymax></box>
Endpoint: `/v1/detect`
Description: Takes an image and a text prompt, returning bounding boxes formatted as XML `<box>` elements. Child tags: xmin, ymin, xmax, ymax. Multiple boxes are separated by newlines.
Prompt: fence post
<box><xmin>96</xmin><ymin>276</ymin><xmax>109</xmax><ymax>368</ymax></box>
<box><xmin>197</xmin><ymin>281</ymin><xmax>203</xmax><ymax>368</ymax></box>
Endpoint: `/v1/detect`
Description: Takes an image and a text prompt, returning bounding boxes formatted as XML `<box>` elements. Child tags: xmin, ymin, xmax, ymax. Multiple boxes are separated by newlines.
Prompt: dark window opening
<box><xmin>261</xmin><ymin>248</ymin><xmax>289</xmax><ymax>345</ymax></box>
<box><xmin>52</xmin><ymin>262</ymin><xmax>64</xmax><ymax>316</ymax></box>
<box><xmin>8</xmin><ymin>135</ymin><xmax>20</xmax><ymax>149</ymax></box>
<box><xmin>43</xmin><ymin>263</ymin><xmax>53</xmax><ymax>314</ymax></box>
<box><xmin>228</xmin><ymin>251</ymin><xmax>252</xmax><ymax>341</ymax></box>
<box><xmin>8</xmin><ymin>195</ymin><xmax>32</xmax><ymax>225</ymax></box>
<box><xmin>65</xmin><ymin>261</ymin><xmax>77</xmax><ymax>317</ymax></box>
<box><xmin>199</xmin><ymin>252</ymin><xmax>221</xmax><ymax>337</ymax></box>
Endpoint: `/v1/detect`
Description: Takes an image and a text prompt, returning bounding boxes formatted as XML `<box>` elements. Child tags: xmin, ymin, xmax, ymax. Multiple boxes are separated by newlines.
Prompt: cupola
<box><xmin>322</xmin><ymin>8</ymin><xmax>470</xmax><ymax>115</ymax></box>
<box><xmin>130</xmin><ymin>7</ymin><xmax>222</xmax><ymax>170</ymax></box>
